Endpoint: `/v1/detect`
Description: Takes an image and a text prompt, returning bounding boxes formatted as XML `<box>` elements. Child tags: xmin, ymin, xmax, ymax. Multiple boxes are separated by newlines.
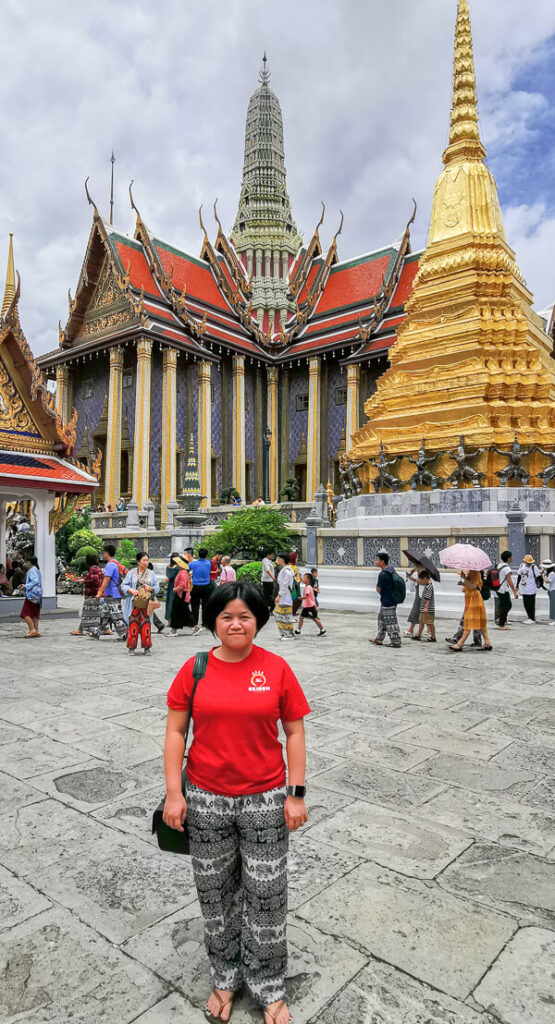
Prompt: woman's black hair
<box><xmin>85</xmin><ymin>553</ymin><xmax>98</xmax><ymax>567</ymax></box>
<box><xmin>203</xmin><ymin>581</ymin><xmax>270</xmax><ymax>635</ymax></box>
<box><xmin>277</xmin><ymin>553</ymin><xmax>290</xmax><ymax>563</ymax></box>
<box><xmin>169</xmin><ymin>551</ymin><xmax>180</xmax><ymax>567</ymax></box>
<box><xmin>29</xmin><ymin>555</ymin><xmax>39</xmax><ymax>568</ymax></box>
<box><xmin>136</xmin><ymin>551</ymin><xmax>148</xmax><ymax>562</ymax></box>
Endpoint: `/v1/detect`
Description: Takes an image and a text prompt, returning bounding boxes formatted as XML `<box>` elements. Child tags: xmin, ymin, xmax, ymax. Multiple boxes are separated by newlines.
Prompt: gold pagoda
<box><xmin>350</xmin><ymin>0</ymin><xmax>555</xmax><ymax>489</ymax></box>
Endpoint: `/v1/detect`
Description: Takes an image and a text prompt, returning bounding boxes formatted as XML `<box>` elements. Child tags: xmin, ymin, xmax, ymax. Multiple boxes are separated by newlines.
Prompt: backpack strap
<box><xmin>183</xmin><ymin>652</ymin><xmax>210</xmax><ymax>750</ymax></box>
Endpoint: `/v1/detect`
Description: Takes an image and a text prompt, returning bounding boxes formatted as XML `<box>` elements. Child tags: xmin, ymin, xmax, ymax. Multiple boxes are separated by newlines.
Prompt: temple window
<box><xmin>122</xmin><ymin>370</ymin><xmax>133</xmax><ymax>389</ymax></box>
<box><xmin>334</xmin><ymin>386</ymin><xmax>347</xmax><ymax>406</ymax></box>
<box><xmin>296</xmin><ymin>393</ymin><xmax>309</xmax><ymax>412</ymax></box>
<box><xmin>82</xmin><ymin>380</ymin><xmax>93</xmax><ymax>400</ymax></box>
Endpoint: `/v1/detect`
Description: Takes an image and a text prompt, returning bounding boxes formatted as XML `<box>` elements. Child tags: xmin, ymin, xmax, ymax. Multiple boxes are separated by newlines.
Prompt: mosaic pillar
<box><xmin>267</xmin><ymin>366</ymin><xmax>279</xmax><ymax>502</ymax></box>
<box><xmin>132</xmin><ymin>338</ymin><xmax>153</xmax><ymax>511</ymax></box>
<box><xmin>198</xmin><ymin>360</ymin><xmax>212</xmax><ymax>508</ymax></box>
<box><xmin>232</xmin><ymin>354</ymin><xmax>246</xmax><ymax>499</ymax></box>
<box><xmin>55</xmin><ymin>364</ymin><xmax>70</xmax><ymax>423</ymax></box>
<box><xmin>307</xmin><ymin>356</ymin><xmax>321</xmax><ymax>502</ymax></box>
<box><xmin>346</xmin><ymin>364</ymin><xmax>360</xmax><ymax>445</ymax></box>
<box><xmin>160</xmin><ymin>347</ymin><xmax>178</xmax><ymax>528</ymax></box>
<box><xmin>104</xmin><ymin>346</ymin><xmax>124</xmax><ymax>510</ymax></box>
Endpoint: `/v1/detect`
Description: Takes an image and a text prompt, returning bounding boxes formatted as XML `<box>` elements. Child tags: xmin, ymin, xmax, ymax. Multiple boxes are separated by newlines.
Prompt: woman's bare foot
<box><xmin>205</xmin><ymin>988</ymin><xmax>234</xmax><ymax>1021</ymax></box>
<box><xmin>264</xmin><ymin>1000</ymin><xmax>290</xmax><ymax>1024</ymax></box>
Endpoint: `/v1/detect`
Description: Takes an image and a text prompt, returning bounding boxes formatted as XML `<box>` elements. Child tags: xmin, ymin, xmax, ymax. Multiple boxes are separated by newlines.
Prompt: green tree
<box><xmin>236</xmin><ymin>561</ymin><xmax>263</xmax><ymax>588</ymax></box>
<box><xmin>203</xmin><ymin>508</ymin><xmax>297</xmax><ymax>560</ymax></box>
<box><xmin>68</xmin><ymin>529</ymin><xmax>103</xmax><ymax>557</ymax></box>
<box><xmin>115</xmin><ymin>537</ymin><xmax>138</xmax><ymax>569</ymax></box>
<box><xmin>71</xmin><ymin>545</ymin><xmax>100</xmax><ymax>572</ymax></box>
<box><xmin>55</xmin><ymin>509</ymin><xmax>93</xmax><ymax>562</ymax></box>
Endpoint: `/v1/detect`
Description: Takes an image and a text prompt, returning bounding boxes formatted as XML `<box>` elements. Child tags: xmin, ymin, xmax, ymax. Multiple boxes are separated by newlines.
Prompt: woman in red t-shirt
<box><xmin>164</xmin><ymin>582</ymin><xmax>310</xmax><ymax>1024</ymax></box>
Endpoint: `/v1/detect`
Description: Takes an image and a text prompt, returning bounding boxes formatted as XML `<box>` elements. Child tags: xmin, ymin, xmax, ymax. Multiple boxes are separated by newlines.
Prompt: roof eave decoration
<box><xmin>283</xmin><ymin>209</ymin><xmax>344</xmax><ymax>347</ymax></box>
<box><xmin>289</xmin><ymin>201</ymin><xmax>325</xmax><ymax>298</ymax></box>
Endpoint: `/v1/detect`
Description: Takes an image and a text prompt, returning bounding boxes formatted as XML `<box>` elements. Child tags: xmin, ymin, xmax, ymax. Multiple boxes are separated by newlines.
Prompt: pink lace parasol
<box><xmin>439</xmin><ymin>543</ymin><xmax>492</xmax><ymax>572</ymax></box>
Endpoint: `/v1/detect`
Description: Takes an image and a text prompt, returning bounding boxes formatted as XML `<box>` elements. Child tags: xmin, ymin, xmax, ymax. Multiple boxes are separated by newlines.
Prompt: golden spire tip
<box><xmin>1</xmin><ymin>233</ymin><xmax>16</xmax><ymax>317</ymax></box>
<box><xmin>443</xmin><ymin>0</ymin><xmax>486</xmax><ymax>166</ymax></box>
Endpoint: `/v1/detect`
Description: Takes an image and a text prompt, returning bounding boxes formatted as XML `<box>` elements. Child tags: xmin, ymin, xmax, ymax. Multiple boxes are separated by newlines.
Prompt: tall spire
<box><xmin>259</xmin><ymin>52</ymin><xmax>270</xmax><ymax>85</ymax></box>
<box><xmin>443</xmin><ymin>0</ymin><xmax>486</xmax><ymax>165</ymax></box>
<box><xmin>1</xmin><ymin>234</ymin><xmax>15</xmax><ymax>317</ymax></box>
<box><xmin>109</xmin><ymin>151</ymin><xmax>115</xmax><ymax>226</ymax></box>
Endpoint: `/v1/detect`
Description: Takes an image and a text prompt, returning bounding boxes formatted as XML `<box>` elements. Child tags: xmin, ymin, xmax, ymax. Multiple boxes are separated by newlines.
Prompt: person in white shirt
<box><xmin>541</xmin><ymin>559</ymin><xmax>555</xmax><ymax>625</ymax></box>
<box><xmin>516</xmin><ymin>555</ymin><xmax>543</xmax><ymax>623</ymax></box>
<box><xmin>495</xmin><ymin>550</ymin><xmax>518</xmax><ymax>630</ymax></box>
<box><xmin>261</xmin><ymin>551</ymin><xmax>276</xmax><ymax>612</ymax></box>
<box><xmin>274</xmin><ymin>554</ymin><xmax>295</xmax><ymax>640</ymax></box>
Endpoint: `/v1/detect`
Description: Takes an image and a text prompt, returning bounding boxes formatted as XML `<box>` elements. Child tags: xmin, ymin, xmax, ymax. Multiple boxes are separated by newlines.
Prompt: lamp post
<box><xmin>263</xmin><ymin>426</ymin><xmax>272</xmax><ymax>504</ymax></box>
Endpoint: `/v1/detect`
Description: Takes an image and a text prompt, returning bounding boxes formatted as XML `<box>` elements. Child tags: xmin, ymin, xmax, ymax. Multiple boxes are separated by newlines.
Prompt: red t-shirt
<box><xmin>166</xmin><ymin>645</ymin><xmax>311</xmax><ymax>796</ymax></box>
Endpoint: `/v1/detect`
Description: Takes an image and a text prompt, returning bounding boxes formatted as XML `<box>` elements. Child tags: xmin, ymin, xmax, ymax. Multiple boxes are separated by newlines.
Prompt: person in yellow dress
<box><xmin>450</xmin><ymin>570</ymin><xmax>492</xmax><ymax>651</ymax></box>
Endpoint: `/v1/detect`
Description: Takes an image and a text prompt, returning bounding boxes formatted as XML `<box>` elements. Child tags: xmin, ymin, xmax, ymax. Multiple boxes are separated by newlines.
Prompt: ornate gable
<box><xmin>0</xmin><ymin>350</ymin><xmax>46</xmax><ymax>451</ymax></box>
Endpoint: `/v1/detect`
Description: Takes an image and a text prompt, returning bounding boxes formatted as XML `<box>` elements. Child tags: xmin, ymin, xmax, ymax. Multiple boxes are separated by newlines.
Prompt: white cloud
<box><xmin>503</xmin><ymin>202</ymin><xmax>555</xmax><ymax>308</ymax></box>
<box><xmin>0</xmin><ymin>0</ymin><xmax>554</xmax><ymax>353</ymax></box>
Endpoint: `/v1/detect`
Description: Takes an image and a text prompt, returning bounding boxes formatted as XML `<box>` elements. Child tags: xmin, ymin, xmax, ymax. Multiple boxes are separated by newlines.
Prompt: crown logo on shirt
<box><xmin>249</xmin><ymin>670</ymin><xmax>269</xmax><ymax>692</ymax></box>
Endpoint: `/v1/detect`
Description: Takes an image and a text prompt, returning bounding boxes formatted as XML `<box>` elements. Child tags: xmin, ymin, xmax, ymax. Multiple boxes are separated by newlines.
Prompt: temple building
<box><xmin>36</xmin><ymin>1</ymin><xmax>554</xmax><ymax>516</ymax></box>
<box><xmin>37</xmin><ymin>57</ymin><xmax>419</xmax><ymax>520</ymax></box>
<box><xmin>0</xmin><ymin>242</ymin><xmax>98</xmax><ymax>614</ymax></box>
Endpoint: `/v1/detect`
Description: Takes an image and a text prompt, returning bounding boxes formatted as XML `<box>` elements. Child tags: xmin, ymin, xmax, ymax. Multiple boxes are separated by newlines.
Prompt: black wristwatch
<box><xmin>287</xmin><ymin>785</ymin><xmax>306</xmax><ymax>798</ymax></box>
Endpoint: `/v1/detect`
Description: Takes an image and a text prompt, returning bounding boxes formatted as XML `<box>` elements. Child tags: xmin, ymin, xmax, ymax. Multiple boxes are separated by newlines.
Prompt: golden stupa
<box><xmin>350</xmin><ymin>0</ymin><xmax>555</xmax><ymax>490</ymax></box>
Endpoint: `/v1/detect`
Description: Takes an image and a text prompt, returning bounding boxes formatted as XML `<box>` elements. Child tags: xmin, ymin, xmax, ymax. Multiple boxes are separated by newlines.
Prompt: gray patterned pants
<box><xmin>89</xmin><ymin>598</ymin><xmax>127</xmax><ymax>639</ymax></box>
<box><xmin>376</xmin><ymin>605</ymin><xmax>401</xmax><ymax>646</ymax></box>
<box><xmin>185</xmin><ymin>781</ymin><xmax>288</xmax><ymax>1006</ymax></box>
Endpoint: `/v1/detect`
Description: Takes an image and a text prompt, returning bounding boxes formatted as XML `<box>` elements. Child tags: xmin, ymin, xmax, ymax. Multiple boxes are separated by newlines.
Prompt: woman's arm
<box><xmin>121</xmin><ymin>570</ymin><xmax>136</xmax><ymax>597</ymax></box>
<box><xmin>150</xmin><ymin>572</ymin><xmax>160</xmax><ymax>595</ymax></box>
<box><xmin>163</xmin><ymin>709</ymin><xmax>189</xmax><ymax>831</ymax></box>
<box><xmin>282</xmin><ymin>719</ymin><xmax>308</xmax><ymax>831</ymax></box>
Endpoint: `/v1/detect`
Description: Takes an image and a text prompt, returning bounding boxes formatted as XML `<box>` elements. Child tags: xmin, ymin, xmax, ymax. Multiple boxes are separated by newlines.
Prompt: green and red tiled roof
<box><xmin>0</xmin><ymin>450</ymin><xmax>97</xmax><ymax>493</ymax></box>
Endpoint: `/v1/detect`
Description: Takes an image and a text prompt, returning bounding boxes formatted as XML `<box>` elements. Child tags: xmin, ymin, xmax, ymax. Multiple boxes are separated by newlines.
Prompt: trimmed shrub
<box><xmin>203</xmin><ymin>507</ymin><xmax>298</xmax><ymax>560</ymax></box>
<box><xmin>115</xmin><ymin>537</ymin><xmax>138</xmax><ymax>569</ymax></box>
<box><xmin>71</xmin><ymin>545</ymin><xmax>99</xmax><ymax>572</ymax></box>
<box><xmin>68</xmin><ymin>529</ymin><xmax>103</xmax><ymax>556</ymax></box>
<box><xmin>236</xmin><ymin>561</ymin><xmax>263</xmax><ymax>587</ymax></box>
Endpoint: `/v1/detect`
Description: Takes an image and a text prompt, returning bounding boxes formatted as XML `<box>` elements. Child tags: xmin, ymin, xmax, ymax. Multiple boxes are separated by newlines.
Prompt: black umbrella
<box><xmin>403</xmin><ymin>547</ymin><xmax>441</xmax><ymax>582</ymax></box>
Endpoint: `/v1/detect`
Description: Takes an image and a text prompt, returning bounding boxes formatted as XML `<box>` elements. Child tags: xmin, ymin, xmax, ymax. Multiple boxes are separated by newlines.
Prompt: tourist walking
<box><xmin>517</xmin><ymin>554</ymin><xmax>543</xmax><ymax>623</ymax></box>
<box><xmin>164</xmin><ymin>581</ymin><xmax>310</xmax><ymax>1024</ymax></box>
<box><xmin>218</xmin><ymin>556</ymin><xmax>236</xmax><ymax>585</ymax></box>
<box><xmin>405</xmin><ymin>567</ymin><xmax>421</xmax><ymax>637</ymax></box>
<box><xmin>89</xmin><ymin>544</ymin><xmax>127</xmax><ymax>640</ymax></box>
<box><xmin>20</xmin><ymin>556</ymin><xmax>42</xmax><ymax>638</ymax></box>
<box><xmin>165</xmin><ymin>553</ymin><xmax>181</xmax><ymax>627</ymax></box>
<box><xmin>148</xmin><ymin>562</ymin><xmax>166</xmax><ymax>633</ymax></box>
<box><xmin>370</xmin><ymin>551</ymin><xmax>402</xmax><ymax>648</ymax></box>
<box><xmin>541</xmin><ymin>559</ymin><xmax>555</xmax><ymax>625</ymax></box>
<box><xmin>274</xmin><ymin>553</ymin><xmax>295</xmax><ymax>640</ymax></box>
<box><xmin>311</xmin><ymin>567</ymin><xmax>320</xmax><ymax>606</ymax></box>
<box><xmin>190</xmin><ymin>547</ymin><xmax>213</xmax><ymax>636</ymax></box>
<box><xmin>494</xmin><ymin>551</ymin><xmax>518</xmax><ymax>630</ymax></box>
<box><xmin>210</xmin><ymin>551</ymin><xmax>223</xmax><ymax>585</ymax></box>
<box><xmin>449</xmin><ymin>570</ymin><xmax>492</xmax><ymax>651</ymax></box>
<box><xmin>121</xmin><ymin>552</ymin><xmax>160</xmax><ymax>655</ymax></box>
<box><xmin>413</xmin><ymin>569</ymin><xmax>436</xmax><ymax>641</ymax></box>
<box><xmin>168</xmin><ymin>557</ymin><xmax>193</xmax><ymax>635</ymax></box>
<box><xmin>71</xmin><ymin>554</ymin><xmax>103</xmax><ymax>636</ymax></box>
<box><xmin>295</xmin><ymin>572</ymin><xmax>326</xmax><ymax>636</ymax></box>
<box><xmin>261</xmin><ymin>551</ymin><xmax>276</xmax><ymax>612</ymax></box>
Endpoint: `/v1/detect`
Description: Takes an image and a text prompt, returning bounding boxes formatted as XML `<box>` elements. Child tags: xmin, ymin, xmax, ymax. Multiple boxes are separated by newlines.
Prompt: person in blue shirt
<box><xmin>89</xmin><ymin>544</ymin><xmax>127</xmax><ymax>640</ymax></box>
<box><xmin>189</xmin><ymin>547</ymin><xmax>213</xmax><ymax>635</ymax></box>
<box><xmin>370</xmin><ymin>551</ymin><xmax>402</xmax><ymax>648</ymax></box>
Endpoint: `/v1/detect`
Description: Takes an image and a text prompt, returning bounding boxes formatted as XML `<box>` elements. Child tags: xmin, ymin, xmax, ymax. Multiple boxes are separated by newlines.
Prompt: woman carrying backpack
<box><xmin>20</xmin><ymin>556</ymin><xmax>42</xmax><ymax>638</ymax></box>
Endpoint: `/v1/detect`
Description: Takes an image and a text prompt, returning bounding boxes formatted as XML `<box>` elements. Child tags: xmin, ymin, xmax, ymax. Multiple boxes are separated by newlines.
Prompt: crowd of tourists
<box><xmin>370</xmin><ymin>549</ymin><xmax>555</xmax><ymax>650</ymax></box>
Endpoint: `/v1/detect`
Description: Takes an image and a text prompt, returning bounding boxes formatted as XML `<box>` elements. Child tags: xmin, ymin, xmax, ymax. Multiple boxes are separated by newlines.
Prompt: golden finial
<box><xmin>443</xmin><ymin>0</ymin><xmax>486</xmax><ymax>166</ymax></box>
<box><xmin>1</xmin><ymin>233</ymin><xmax>16</xmax><ymax>317</ymax></box>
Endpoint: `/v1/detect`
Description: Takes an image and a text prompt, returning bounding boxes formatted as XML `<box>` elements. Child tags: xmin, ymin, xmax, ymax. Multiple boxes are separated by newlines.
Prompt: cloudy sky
<box><xmin>1</xmin><ymin>0</ymin><xmax>554</xmax><ymax>356</ymax></box>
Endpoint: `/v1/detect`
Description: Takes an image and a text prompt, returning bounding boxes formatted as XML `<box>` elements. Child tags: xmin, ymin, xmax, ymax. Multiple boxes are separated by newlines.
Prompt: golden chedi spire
<box><xmin>349</xmin><ymin>0</ymin><xmax>555</xmax><ymax>488</ymax></box>
<box><xmin>1</xmin><ymin>233</ymin><xmax>16</xmax><ymax>317</ymax></box>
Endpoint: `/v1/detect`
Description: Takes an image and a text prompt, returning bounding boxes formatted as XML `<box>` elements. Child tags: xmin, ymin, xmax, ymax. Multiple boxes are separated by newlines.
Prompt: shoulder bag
<box><xmin>151</xmin><ymin>651</ymin><xmax>209</xmax><ymax>855</ymax></box>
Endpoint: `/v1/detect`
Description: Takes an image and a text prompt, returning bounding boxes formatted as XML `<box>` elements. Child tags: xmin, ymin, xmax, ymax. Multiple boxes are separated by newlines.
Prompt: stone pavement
<box><xmin>0</xmin><ymin>597</ymin><xmax>554</xmax><ymax>1023</ymax></box>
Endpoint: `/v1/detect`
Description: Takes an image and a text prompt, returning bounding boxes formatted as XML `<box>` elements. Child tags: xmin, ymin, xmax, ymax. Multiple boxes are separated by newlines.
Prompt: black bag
<box><xmin>151</xmin><ymin>651</ymin><xmax>209</xmax><ymax>855</ymax></box>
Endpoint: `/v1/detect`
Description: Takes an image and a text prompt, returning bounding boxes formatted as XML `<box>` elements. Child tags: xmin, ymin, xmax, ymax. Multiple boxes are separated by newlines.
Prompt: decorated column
<box><xmin>232</xmin><ymin>354</ymin><xmax>246</xmax><ymax>499</ymax></box>
<box><xmin>55</xmin><ymin>365</ymin><xmax>70</xmax><ymax>423</ymax></box>
<box><xmin>160</xmin><ymin>347</ymin><xmax>178</xmax><ymax>528</ymax></box>
<box><xmin>346</xmin><ymin>364</ymin><xmax>360</xmax><ymax>446</ymax></box>
<box><xmin>266</xmin><ymin>366</ymin><xmax>279</xmax><ymax>502</ymax></box>
<box><xmin>307</xmin><ymin>356</ymin><xmax>321</xmax><ymax>502</ymax></box>
<box><xmin>198</xmin><ymin>360</ymin><xmax>212</xmax><ymax>508</ymax></box>
<box><xmin>105</xmin><ymin>346</ymin><xmax>124</xmax><ymax>509</ymax></box>
<box><xmin>132</xmin><ymin>338</ymin><xmax>153</xmax><ymax>511</ymax></box>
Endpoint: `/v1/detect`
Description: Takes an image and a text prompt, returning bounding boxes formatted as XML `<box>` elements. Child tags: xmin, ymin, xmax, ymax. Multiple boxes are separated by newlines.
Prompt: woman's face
<box><xmin>138</xmin><ymin>555</ymin><xmax>149</xmax><ymax>573</ymax></box>
<box><xmin>215</xmin><ymin>598</ymin><xmax>257</xmax><ymax>648</ymax></box>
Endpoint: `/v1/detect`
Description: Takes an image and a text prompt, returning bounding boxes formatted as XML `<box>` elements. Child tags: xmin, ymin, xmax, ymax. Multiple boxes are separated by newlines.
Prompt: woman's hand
<box><xmin>284</xmin><ymin>796</ymin><xmax>308</xmax><ymax>831</ymax></box>
<box><xmin>163</xmin><ymin>793</ymin><xmax>188</xmax><ymax>832</ymax></box>
<box><xmin>130</xmin><ymin>588</ymin><xmax>138</xmax><ymax>596</ymax></box>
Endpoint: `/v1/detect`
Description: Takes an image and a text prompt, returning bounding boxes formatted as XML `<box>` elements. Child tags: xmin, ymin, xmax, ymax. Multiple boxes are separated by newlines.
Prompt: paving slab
<box><xmin>304</xmin><ymin>798</ymin><xmax>473</xmax><ymax>878</ymax></box>
<box><xmin>0</xmin><ymin>734</ymin><xmax>88</xmax><ymax>779</ymax></box>
<box><xmin>491</xmin><ymin>740</ymin><xmax>555</xmax><ymax>775</ymax></box>
<box><xmin>311</xmin><ymin>960</ymin><xmax>499</xmax><ymax>1024</ymax></box>
<box><xmin>388</xmin><ymin>703</ymin><xmax>492</xmax><ymax>731</ymax></box>
<box><xmin>132</xmin><ymin>992</ymin><xmax>200</xmax><ymax>1023</ymax></box>
<box><xmin>296</xmin><ymin>859</ymin><xmax>516</xmax><ymax>1000</ymax></box>
<box><xmin>0</xmin><ymin>698</ymin><xmax>64</xmax><ymax>726</ymax></box>
<box><xmin>411</xmin><ymin>752</ymin><xmax>539</xmax><ymax>798</ymax></box>
<box><xmin>66</xmin><ymin>720</ymin><xmax>164</xmax><ymax>766</ymax></box>
<box><xmin>398</xmin><ymin>723</ymin><xmax>513</xmax><ymax>760</ymax></box>
<box><xmin>0</xmin><ymin>722</ymin><xmax>36</xmax><ymax>745</ymax></box>
<box><xmin>439</xmin><ymin>841</ymin><xmax>555</xmax><ymax>928</ymax></box>
<box><xmin>314</xmin><ymin>759</ymin><xmax>447</xmax><ymax>811</ymax></box>
<box><xmin>418</xmin><ymin>787</ymin><xmax>555</xmax><ymax>857</ymax></box>
<box><xmin>316</xmin><ymin>707</ymin><xmax>415</xmax><ymax>740</ymax></box>
<box><xmin>471</xmin><ymin>716</ymin><xmax>555</xmax><ymax>749</ymax></box>
<box><xmin>0</xmin><ymin>864</ymin><xmax>51</xmax><ymax>932</ymax></box>
<box><xmin>60</xmin><ymin>689</ymin><xmax>152</xmax><ymax>719</ymax></box>
<box><xmin>0</xmin><ymin>907</ymin><xmax>167</xmax><ymax>1023</ymax></box>
<box><xmin>27</xmin><ymin>758</ymin><xmax>162</xmax><ymax>812</ymax></box>
<box><xmin>287</xmin><ymin>833</ymin><xmax>363</xmax><ymax>909</ymax></box>
<box><xmin>473</xmin><ymin>926</ymin><xmax>555</xmax><ymax>1024</ymax></box>
<box><xmin>0</xmin><ymin>771</ymin><xmax>44</xmax><ymax>817</ymax></box>
<box><xmin>518</xmin><ymin>777</ymin><xmax>555</xmax><ymax>814</ymax></box>
<box><xmin>91</xmin><ymin>784</ymin><xmax>168</xmax><ymax>843</ymax></box>
<box><xmin>325</xmin><ymin>731</ymin><xmax>436</xmax><ymax>771</ymax></box>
